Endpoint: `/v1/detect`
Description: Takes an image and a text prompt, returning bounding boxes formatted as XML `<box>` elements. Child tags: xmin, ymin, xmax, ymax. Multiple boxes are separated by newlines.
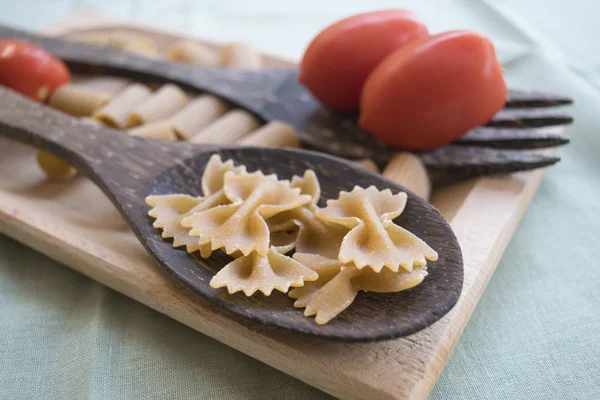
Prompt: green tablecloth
<box><xmin>1</xmin><ymin>1</ymin><xmax>598</xmax><ymax>398</ymax></box>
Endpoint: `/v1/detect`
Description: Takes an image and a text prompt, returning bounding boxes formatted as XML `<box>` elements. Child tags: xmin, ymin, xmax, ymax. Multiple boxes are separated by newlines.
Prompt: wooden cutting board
<box><xmin>0</xmin><ymin>11</ymin><xmax>551</xmax><ymax>400</ymax></box>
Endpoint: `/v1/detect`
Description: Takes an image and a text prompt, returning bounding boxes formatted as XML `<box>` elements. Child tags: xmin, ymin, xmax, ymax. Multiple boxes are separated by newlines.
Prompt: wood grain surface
<box><xmin>0</xmin><ymin>12</ymin><xmax>549</xmax><ymax>399</ymax></box>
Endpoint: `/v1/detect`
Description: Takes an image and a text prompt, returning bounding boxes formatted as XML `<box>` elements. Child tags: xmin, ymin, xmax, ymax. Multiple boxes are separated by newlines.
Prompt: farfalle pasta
<box><xmin>266</xmin><ymin>170</ymin><xmax>348</xmax><ymax>258</ymax></box>
<box><xmin>145</xmin><ymin>155</ymin><xmax>243</xmax><ymax>257</ymax></box>
<box><xmin>181</xmin><ymin>170</ymin><xmax>311</xmax><ymax>256</ymax></box>
<box><xmin>316</xmin><ymin>186</ymin><xmax>438</xmax><ymax>272</ymax></box>
<box><xmin>268</xmin><ymin>207</ymin><xmax>347</xmax><ymax>259</ymax></box>
<box><xmin>146</xmin><ymin>154</ymin><xmax>439</xmax><ymax>324</ymax></box>
<box><xmin>210</xmin><ymin>248</ymin><xmax>318</xmax><ymax>296</ymax></box>
<box><xmin>290</xmin><ymin>170</ymin><xmax>320</xmax><ymax>209</ymax></box>
<box><xmin>146</xmin><ymin>194</ymin><xmax>209</xmax><ymax>256</ymax></box>
<box><xmin>289</xmin><ymin>253</ymin><xmax>429</xmax><ymax>324</ymax></box>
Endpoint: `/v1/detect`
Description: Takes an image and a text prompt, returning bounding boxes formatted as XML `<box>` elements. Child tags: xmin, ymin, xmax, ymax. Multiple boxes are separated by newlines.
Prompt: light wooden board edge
<box><xmin>0</xmin><ymin>11</ymin><xmax>549</xmax><ymax>400</ymax></box>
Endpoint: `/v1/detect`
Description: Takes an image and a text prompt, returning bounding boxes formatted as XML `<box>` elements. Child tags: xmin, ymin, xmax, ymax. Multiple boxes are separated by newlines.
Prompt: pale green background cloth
<box><xmin>1</xmin><ymin>1</ymin><xmax>599</xmax><ymax>399</ymax></box>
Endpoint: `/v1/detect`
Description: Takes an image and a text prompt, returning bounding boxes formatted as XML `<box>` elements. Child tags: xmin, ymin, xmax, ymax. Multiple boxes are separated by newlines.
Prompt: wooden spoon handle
<box><xmin>0</xmin><ymin>87</ymin><xmax>204</xmax><ymax>183</ymax></box>
<box><xmin>0</xmin><ymin>23</ymin><xmax>289</xmax><ymax>117</ymax></box>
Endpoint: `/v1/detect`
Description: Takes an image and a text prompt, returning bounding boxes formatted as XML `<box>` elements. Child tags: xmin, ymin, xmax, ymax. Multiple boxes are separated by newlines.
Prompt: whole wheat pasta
<box><xmin>383</xmin><ymin>152</ymin><xmax>431</xmax><ymax>201</ymax></box>
<box><xmin>120</xmin><ymin>41</ymin><xmax>160</xmax><ymax>57</ymax></box>
<box><xmin>129</xmin><ymin>120</ymin><xmax>177</xmax><ymax>140</ymax></box>
<box><xmin>146</xmin><ymin>155</ymin><xmax>245</xmax><ymax>257</ymax></box>
<box><xmin>289</xmin><ymin>254</ymin><xmax>428</xmax><ymax>325</ymax></box>
<box><xmin>127</xmin><ymin>84</ymin><xmax>188</xmax><ymax>127</ymax></box>
<box><xmin>169</xmin><ymin>40</ymin><xmax>220</xmax><ymax>67</ymax></box>
<box><xmin>67</xmin><ymin>32</ymin><xmax>110</xmax><ymax>46</ymax></box>
<box><xmin>49</xmin><ymin>84</ymin><xmax>111</xmax><ymax>117</ymax></box>
<box><xmin>36</xmin><ymin>151</ymin><xmax>76</xmax><ymax>181</ymax></box>
<box><xmin>180</xmin><ymin>168</ymin><xmax>312</xmax><ymax>256</ymax></box>
<box><xmin>73</xmin><ymin>76</ymin><xmax>132</xmax><ymax>96</ymax></box>
<box><xmin>210</xmin><ymin>248</ymin><xmax>317</xmax><ymax>296</ymax></box>
<box><xmin>169</xmin><ymin>95</ymin><xmax>229</xmax><ymax>140</ymax></box>
<box><xmin>316</xmin><ymin>186</ymin><xmax>437</xmax><ymax>273</ymax></box>
<box><xmin>220</xmin><ymin>42</ymin><xmax>261</xmax><ymax>69</ymax></box>
<box><xmin>146</xmin><ymin>156</ymin><xmax>438</xmax><ymax>324</ymax></box>
<box><xmin>189</xmin><ymin>110</ymin><xmax>260</xmax><ymax>144</ymax></box>
<box><xmin>93</xmin><ymin>84</ymin><xmax>152</xmax><ymax>128</ymax></box>
<box><xmin>239</xmin><ymin>121</ymin><xmax>299</xmax><ymax>147</ymax></box>
<box><xmin>68</xmin><ymin>31</ymin><xmax>157</xmax><ymax>56</ymax></box>
<box><xmin>106</xmin><ymin>32</ymin><xmax>156</xmax><ymax>52</ymax></box>
<box><xmin>353</xmin><ymin>158</ymin><xmax>379</xmax><ymax>173</ymax></box>
<box><xmin>80</xmin><ymin>117</ymin><xmax>103</xmax><ymax>126</ymax></box>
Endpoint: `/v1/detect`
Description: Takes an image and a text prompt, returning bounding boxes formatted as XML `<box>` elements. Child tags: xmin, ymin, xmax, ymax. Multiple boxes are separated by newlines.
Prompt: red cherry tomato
<box><xmin>0</xmin><ymin>40</ymin><xmax>70</xmax><ymax>102</ymax></box>
<box><xmin>299</xmin><ymin>10</ymin><xmax>429</xmax><ymax>111</ymax></box>
<box><xmin>360</xmin><ymin>30</ymin><xmax>507</xmax><ymax>150</ymax></box>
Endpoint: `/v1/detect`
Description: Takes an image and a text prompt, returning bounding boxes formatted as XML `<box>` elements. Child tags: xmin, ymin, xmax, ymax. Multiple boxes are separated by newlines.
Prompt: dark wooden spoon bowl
<box><xmin>0</xmin><ymin>87</ymin><xmax>463</xmax><ymax>342</ymax></box>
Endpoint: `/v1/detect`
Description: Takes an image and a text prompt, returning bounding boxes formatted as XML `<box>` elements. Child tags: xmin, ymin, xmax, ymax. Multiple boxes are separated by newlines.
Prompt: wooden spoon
<box><xmin>0</xmin><ymin>87</ymin><xmax>463</xmax><ymax>342</ymax></box>
<box><xmin>0</xmin><ymin>24</ymin><xmax>569</xmax><ymax>174</ymax></box>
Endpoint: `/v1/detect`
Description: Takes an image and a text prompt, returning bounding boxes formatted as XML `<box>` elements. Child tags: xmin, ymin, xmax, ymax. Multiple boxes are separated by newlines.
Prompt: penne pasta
<box><xmin>68</xmin><ymin>31</ymin><xmax>157</xmax><ymax>56</ymax></box>
<box><xmin>168</xmin><ymin>40</ymin><xmax>220</xmax><ymax>67</ymax></box>
<box><xmin>129</xmin><ymin>120</ymin><xmax>177</xmax><ymax>140</ymax></box>
<box><xmin>127</xmin><ymin>84</ymin><xmax>188</xmax><ymax>127</ymax></box>
<box><xmin>220</xmin><ymin>42</ymin><xmax>261</xmax><ymax>69</ymax></box>
<box><xmin>80</xmin><ymin>117</ymin><xmax>104</xmax><ymax>126</ymax></box>
<box><xmin>106</xmin><ymin>32</ymin><xmax>156</xmax><ymax>51</ymax></box>
<box><xmin>353</xmin><ymin>158</ymin><xmax>379</xmax><ymax>174</ymax></box>
<box><xmin>66</xmin><ymin>32</ymin><xmax>110</xmax><ymax>46</ymax></box>
<box><xmin>189</xmin><ymin>110</ymin><xmax>260</xmax><ymax>144</ymax></box>
<box><xmin>239</xmin><ymin>121</ymin><xmax>299</xmax><ymax>147</ymax></box>
<box><xmin>49</xmin><ymin>84</ymin><xmax>111</xmax><ymax>117</ymax></box>
<box><xmin>169</xmin><ymin>95</ymin><xmax>229</xmax><ymax>140</ymax></box>
<box><xmin>383</xmin><ymin>152</ymin><xmax>431</xmax><ymax>201</ymax></box>
<box><xmin>36</xmin><ymin>151</ymin><xmax>76</xmax><ymax>181</ymax></box>
<box><xmin>93</xmin><ymin>84</ymin><xmax>152</xmax><ymax>128</ymax></box>
<box><xmin>73</xmin><ymin>76</ymin><xmax>132</xmax><ymax>96</ymax></box>
<box><xmin>120</xmin><ymin>40</ymin><xmax>160</xmax><ymax>58</ymax></box>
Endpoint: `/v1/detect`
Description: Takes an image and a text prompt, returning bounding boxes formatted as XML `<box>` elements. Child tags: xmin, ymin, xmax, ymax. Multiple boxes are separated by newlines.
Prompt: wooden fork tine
<box><xmin>454</xmin><ymin>126</ymin><xmax>570</xmax><ymax>149</ymax></box>
<box><xmin>488</xmin><ymin>108</ymin><xmax>573</xmax><ymax>128</ymax></box>
<box><xmin>506</xmin><ymin>89</ymin><xmax>573</xmax><ymax>108</ymax></box>
<box><xmin>420</xmin><ymin>145</ymin><xmax>560</xmax><ymax>176</ymax></box>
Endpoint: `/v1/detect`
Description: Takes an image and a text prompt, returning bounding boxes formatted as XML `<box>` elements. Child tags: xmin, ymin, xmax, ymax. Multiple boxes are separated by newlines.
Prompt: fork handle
<box><xmin>0</xmin><ymin>23</ymin><xmax>294</xmax><ymax>119</ymax></box>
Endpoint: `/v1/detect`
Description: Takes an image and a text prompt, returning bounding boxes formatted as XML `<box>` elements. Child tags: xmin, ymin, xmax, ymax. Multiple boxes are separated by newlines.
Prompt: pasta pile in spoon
<box><xmin>146</xmin><ymin>155</ymin><xmax>438</xmax><ymax>324</ymax></box>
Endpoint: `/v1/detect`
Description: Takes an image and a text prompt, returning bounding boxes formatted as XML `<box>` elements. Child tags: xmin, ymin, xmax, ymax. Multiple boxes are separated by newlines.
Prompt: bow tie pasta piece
<box><xmin>267</xmin><ymin>215</ymin><xmax>298</xmax><ymax>233</ymax></box>
<box><xmin>292</xmin><ymin>207</ymin><xmax>348</xmax><ymax>258</ymax></box>
<box><xmin>289</xmin><ymin>253</ymin><xmax>347</xmax><ymax>307</ymax></box>
<box><xmin>337</xmin><ymin>221</ymin><xmax>437</xmax><ymax>272</ymax></box>
<box><xmin>146</xmin><ymin>194</ymin><xmax>202</xmax><ymax>251</ymax></box>
<box><xmin>266</xmin><ymin>214</ymin><xmax>299</xmax><ymax>254</ymax></box>
<box><xmin>290</xmin><ymin>170</ymin><xmax>320</xmax><ymax>208</ymax></box>
<box><xmin>270</xmin><ymin>229</ymin><xmax>298</xmax><ymax>255</ymax></box>
<box><xmin>304</xmin><ymin>268</ymin><xmax>360</xmax><ymax>325</ymax></box>
<box><xmin>266</xmin><ymin>170</ymin><xmax>347</xmax><ymax>257</ymax></box>
<box><xmin>290</xmin><ymin>253</ymin><xmax>361</xmax><ymax>325</ymax></box>
<box><xmin>146</xmin><ymin>192</ymin><xmax>228</xmax><ymax>257</ymax></box>
<box><xmin>265</xmin><ymin>169</ymin><xmax>323</xmax><ymax>254</ymax></box>
<box><xmin>210</xmin><ymin>248</ymin><xmax>318</xmax><ymax>296</ymax></box>
<box><xmin>202</xmin><ymin>154</ymin><xmax>247</xmax><ymax>196</ymax></box>
<box><xmin>145</xmin><ymin>155</ymin><xmax>247</xmax><ymax>257</ymax></box>
<box><xmin>266</xmin><ymin>206</ymin><xmax>348</xmax><ymax>258</ymax></box>
<box><xmin>317</xmin><ymin>185</ymin><xmax>407</xmax><ymax>226</ymax></box>
<box><xmin>291</xmin><ymin>253</ymin><xmax>430</xmax><ymax>324</ymax></box>
<box><xmin>353</xmin><ymin>263</ymin><xmax>428</xmax><ymax>293</ymax></box>
<box><xmin>316</xmin><ymin>186</ymin><xmax>437</xmax><ymax>272</ymax></box>
<box><xmin>182</xmin><ymin>170</ymin><xmax>312</xmax><ymax>256</ymax></box>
